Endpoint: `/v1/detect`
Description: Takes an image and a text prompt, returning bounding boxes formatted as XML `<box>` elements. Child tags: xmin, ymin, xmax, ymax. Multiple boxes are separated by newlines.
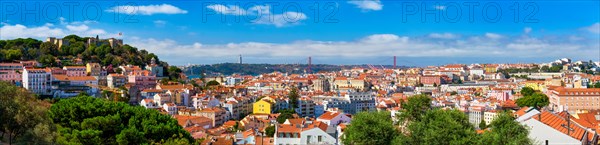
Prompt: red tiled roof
<box><xmin>318</xmin><ymin>111</ymin><xmax>340</xmax><ymax>120</ymax></box>
<box><xmin>531</xmin><ymin>111</ymin><xmax>594</xmax><ymax>142</ymax></box>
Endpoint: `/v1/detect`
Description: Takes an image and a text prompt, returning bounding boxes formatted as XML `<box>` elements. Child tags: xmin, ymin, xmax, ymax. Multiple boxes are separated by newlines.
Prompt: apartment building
<box><xmin>0</xmin><ymin>63</ymin><xmax>23</xmax><ymax>86</ymax></box>
<box><xmin>128</xmin><ymin>70</ymin><xmax>157</xmax><ymax>90</ymax></box>
<box><xmin>296</xmin><ymin>97</ymin><xmax>316</xmax><ymax>117</ymax></box>
<box><xmin>51</xmin><ymin>75</ymin><xmax>99</xmax><ymax>98</ymax></box>
<box><xmin>63</xmin><ymin>66</ymin><xmax>87</xmax><ymax>77</ymax></box>
<box><xmin>194</xmin><ymin>107</ymin><xmax>228</xmax><ymax>127</ymax></box>
<box><xmin>107</xmin><ymin>73</ymin><xmax>127</xmax><ymax>88</ymax></box>
<box><xmin>318</xmin><ymin>92</ymin><xmax>376</xmax><ymax>114</ymax></box>
<box><xmin>549</xmin><ymin>87</ymin><xmax>600</xmax><ymax>113</ymax></box>
<box><xmin>23</xmin><ymin>68</ymin><xmax>52</xmax><ymax>95</ymax></box>
<box><xmin>274</xmin><ymin>120</ymin><xmax>336</xmax><ymax>145</ymax></box>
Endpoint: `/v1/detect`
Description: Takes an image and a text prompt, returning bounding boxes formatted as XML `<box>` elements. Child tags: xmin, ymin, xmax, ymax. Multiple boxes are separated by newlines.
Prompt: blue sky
<box><xmin>1</xmin><ymin>0</ymin><xmax>599</xmax><ymax>66</ymax></box>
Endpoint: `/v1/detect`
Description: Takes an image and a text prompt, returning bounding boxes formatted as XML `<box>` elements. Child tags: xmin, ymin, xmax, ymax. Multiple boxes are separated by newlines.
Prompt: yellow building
<box><xmin>484</xmin><ymin>64</ymin><xmax>499</xmax><ymax>73</ymax></box>
<box><xmin>253</xmin><ymin>99</ymin><xmax>274</xmax><ymax>114</ymax></box>
<box><xmin>86</xmin><ymin>63</ymin><xmax>102</xmax><ymax>76</ymax></box>
<box><xmin>524</xmin><ymin>81</ymin><xmax>545</xmax><ymax>91</ymax></box>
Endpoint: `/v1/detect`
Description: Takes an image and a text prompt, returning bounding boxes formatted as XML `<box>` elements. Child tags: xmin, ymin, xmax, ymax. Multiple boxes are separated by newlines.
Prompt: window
<box><xmin>318</xmin><ymin>135</ymin><xmax>322</xmax><ymax>142</ymax></box>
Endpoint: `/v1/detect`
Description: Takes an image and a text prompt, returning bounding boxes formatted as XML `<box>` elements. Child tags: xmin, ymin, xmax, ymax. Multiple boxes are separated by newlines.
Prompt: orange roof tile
<box><xmin>318</xmin><ymin>111</ymin><xmax>340</xmax><ymax>120</ymax></box>
<box><xmin>531</xmin><ymin>111</ymin><xmax>594</xmax><ymax>142</ymax></box>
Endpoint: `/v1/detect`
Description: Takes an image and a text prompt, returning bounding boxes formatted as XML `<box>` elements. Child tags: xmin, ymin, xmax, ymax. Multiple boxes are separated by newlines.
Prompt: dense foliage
<box><xmin>276</xmin><ymin>109</ymin><xmax>296</xmax><ymax>124</ymax></box>
<box><xmin>0</xmin><ymin>82</ymin><xmax>57</xmax><ymax>144</ymax></box>
<box><xmin>394</xmin><ymin>109</ymin><xmax>479</xmax><ymax>145</ymax></box>
<box><xmin>397</xmin><ymin>94</ymin><xmax>431</xmax><ymax>122</ymax></box>
<box><xmin>516</xmin><ymin>87</ymin><xmax>549</xmax><ymax>109</ymax></box>
<box><xmin>520</xmin><ymin>87</ymin><xmax>536</xmax><ymax>97</ymax></box>
<box><xmin>342</xmin><ymin>94</ymin><xmax>533</xmax><ymax>145</ymax></box>
<box><xmin>341</xmin><ymin>111</ymin><xmax>398</xmax><ymax>145</ymax></box>
<box><xmin>288</xmin><ymin>88</ymin><xmax>300</xmax><ymax>109</ymax></box>
<box><xmin>0</xmin><ymin>35</ymin><xmax>166</xmax><ymax>69</ymax></box>
<box><xmin>48</xmin><ymin>96</ymin><xmax>193</xmax><ymax>144</ymax></box>
<box><xmin>516</xmin><ymin>92</ymin><xmax>550</xmax><ymax>109</ymax></box>
<box><xmin>264</xmin><ymin>126</ymin><xmax>276</xmax><ymax>137</ymax></box>
<box><xmin>479</xmin><ymin>112</ymin><xmax>532</xmax><ymax>144</ymax></box>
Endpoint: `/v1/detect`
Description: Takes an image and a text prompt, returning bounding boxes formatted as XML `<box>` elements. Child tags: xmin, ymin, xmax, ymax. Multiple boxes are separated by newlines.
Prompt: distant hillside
<box><xmin>183</xmin><ymin>63</ymin><xmax>406</xmax><ymax>76</ymax></box>
<box><xmin>0</xmin><ymin>35</ymin><xmax>167</xmax><ymax>68</ymax></box>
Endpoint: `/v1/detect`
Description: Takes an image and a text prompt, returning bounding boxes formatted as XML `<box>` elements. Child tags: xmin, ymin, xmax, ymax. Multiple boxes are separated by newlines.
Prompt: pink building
<box><xmin>487</xmin><ymin>88</ymin><xmax>513</xmax><ymax>102</ymax></box>
<box><xmin>128</xmin><ymin>70</ymin><xmax>157</xmax><ymax>90</ymax></box>
<box><xmin>420</xmin><ymin>75</ymin><xmax>442</xmax><ymax>86</ymax></box>
<box><xmin>63</xmin><ymin>66</ymin><xmax>87</xmax><ymax>77</ymax></box>
<box><xmin>0</xmin><ymin>63</ymin><xmax>23</xmax><ymax>85</ymax></box>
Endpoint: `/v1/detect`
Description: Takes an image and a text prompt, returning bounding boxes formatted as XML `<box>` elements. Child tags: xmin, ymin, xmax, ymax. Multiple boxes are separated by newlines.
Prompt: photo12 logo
<box><xmin>400</xmin><ymin>1</ymin><xmax>540</xmax><ymax>23</ymax></box>
<box><xmin>0</xmin><ymin>1</ymin><xmax>341</xmax><ymax>25</ymax></box>
<box><xmin>0</xmin><ymin>2</ymin><xmax>145</xmax><ymax>23</ymax></box>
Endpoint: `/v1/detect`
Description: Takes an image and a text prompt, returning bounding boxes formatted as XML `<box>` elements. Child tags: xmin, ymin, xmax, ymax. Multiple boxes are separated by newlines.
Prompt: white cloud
<box><xmin>0</xmin><ymin>23</ymin><xmax>111</xmax><ymax>40</ymax></box>
<box><xmin>348</xmin><ymin>0</ymin><xmax>383</xmax><ymax>11</ymax></box>
<box><xmin>66</xmin><ymin>24</ymin><xmax>89</xmax><ymax>32</ymax></box>
<box><xmin>205</xmin><ymin>4</ymin><xmax>308</xmax><ymax>27</ymax></box>
<box><xmin>583</xmin><ymin>22</ymin><xmax>600</xmax><ymax>34</ymax></box>
<box><xmin>252</xmin><ymin>12</ymin><xmax>308</xmax><ymax>27</ymax></box>
<box><xmin>361</xmin><ymin>34</ymin><xmax>406</xmax><ymax>43</ymax></box>
<box><xmin>0</xmin><ymin>24</ymin><xmax>66</xmax><ymax>39</ymax></box>
<box><xmin>128</xmin><ymin>33</ymin><xmax>598</xmax><ymax>64</ymax></box>
<box><xmin>107</xmin><ymin>4</ymin><xmax>187</xmax><ymax>15</ymax></box>
<box><xmin>154</xmin><ymin>20</ymin><xmax>167</xmax><ymax>27</ymax></box>
<box><xmin>428</xmin><ymin>33</ymin><xmax>457</xmax><ymax>39</ymax></box>
<box><xmin>506</xmin><ymin>43</ymin><xmax>549</xmax><ymax>50</ymax></box>
<box><xmin>485</xmin><ymin>33</ymin><xmax>503</xmax><ymax>39</ymax></box>
<box><xmin>206</xmin><ymin>4</ymin><xmax>248</xmax><ymax>15</ymax></box>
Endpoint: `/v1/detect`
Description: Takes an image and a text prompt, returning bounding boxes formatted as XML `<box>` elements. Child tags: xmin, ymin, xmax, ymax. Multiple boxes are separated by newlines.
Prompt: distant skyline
<box><xmin>0</xmin><ymin>1</ymin><xmax>599</xmax><ymax>66</ymax></box>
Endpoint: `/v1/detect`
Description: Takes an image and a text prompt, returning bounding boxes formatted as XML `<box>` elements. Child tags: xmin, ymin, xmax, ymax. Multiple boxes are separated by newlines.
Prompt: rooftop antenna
<box><xmin>239</xmin><ymin>54</ymin><xmax>243</xmax><ymax>64</ymax></box>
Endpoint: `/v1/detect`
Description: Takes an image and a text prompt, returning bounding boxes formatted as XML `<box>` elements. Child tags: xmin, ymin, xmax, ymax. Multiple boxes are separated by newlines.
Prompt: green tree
<box><xmin>393</xmin><ymin>109</ymin><xmax>478</xmax><ymax>145</ymax></box>
<box><xmin>206</xmin><ymin>80</ymin><xmax>220</xmax><ymax>86</ymax></box>
<box><xmin>479</xmin><ymin>112</ymin><xmax>532</xmax><ymax>145</ymax></box>
<box><xmin>342</xmin><ymin>111</ymin><xmax>398</xmax><ymax>145</ymax></box>
<box><xmin>40</xmin><ymin>41</ymin><xmax>58</xmax><ymax>56</ymax></box>
<box><xmin>516</xmin><ymin>92</ymin><xmax>550</xmax><ymax>109</ymax></box>
<box><xmin>37</xmin><ymin>54</ymin><xmax>56</xmax><ymax>67</ymax></box>
<box><xmin>520</xmin><ymin>87</ymin><xmax>535</xmax><ymax>97</ymax></box>
<box><xmin>288</xmin><ymin>87</ymin><xmax>300</xmax><ymax>109</ymax></box>
<box><xmin>48</xmin><ymin>96</ymin><xmax>193</xmax><ymax>144</ymax></box>
<box><xmin>0</xmin><ymin>82</ymin><xmax>57</xmax><ymax>144</ymax></box>
<box><xmin>276</xmin><ymin>109</ymin><xmax>295</xmax><ymax>124</ymax></box>
<box><xmin>398</xmin><ymin>94</ymin><xmax>432</xmax><ymax>122</ymax></box>
<box><xmin>592</xmin><ymin>82</ymin><xmax>600</xmax><ymax>88</ymax></box>
<box><xmin>479</xmin><ymin>118</ymin><xmax>487</xmax><ymax>129</ymax></box>
<box><xmin>450</xmin><ymin>91</ymin><xmax>458</xmax><ymax>95</ymax></box>
<box><xmin>5</xmin><ymin>49</ymin><xmax>22</xmax><ymax>60</ymax></box>
<box><xmin>168</xmin><ymin>66</ymin><xmax>183</xmax><ymax>80</ymax></box>
<box><xmin>264</xmin><ymin>126</ymin><xmax>275</xmax><ymax>137</ymax></box>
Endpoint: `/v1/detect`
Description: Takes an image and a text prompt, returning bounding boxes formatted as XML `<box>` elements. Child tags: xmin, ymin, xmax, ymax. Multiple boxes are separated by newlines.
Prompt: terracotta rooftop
<box><xmin>531</xmin><ymin>111</ymin><xmax>596</xmax><ymax>142</ymax></box>
<box><xmin>552</xmin><ymin>87</ymin><xmax>600</xmax><ymax>96</ymax></box>
<box><xmin>318</xmin><ymin>111</ymin><xmax>341</xmax><ymax>120</ymax></box>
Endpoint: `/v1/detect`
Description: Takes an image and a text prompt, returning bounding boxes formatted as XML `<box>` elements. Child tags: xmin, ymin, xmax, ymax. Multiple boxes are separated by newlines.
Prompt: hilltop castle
<box><xmin>46</xmin><ymin>35</ymin><xmax>123</xmax><ymax>48</ymax></box>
